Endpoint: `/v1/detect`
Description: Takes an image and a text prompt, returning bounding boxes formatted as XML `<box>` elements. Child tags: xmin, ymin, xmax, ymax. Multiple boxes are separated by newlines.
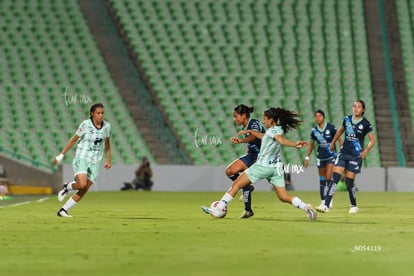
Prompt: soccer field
<box><xmin>0</xmin><ymin>191</ymin><xmax>412</xmax><ymax>276</ymax></box>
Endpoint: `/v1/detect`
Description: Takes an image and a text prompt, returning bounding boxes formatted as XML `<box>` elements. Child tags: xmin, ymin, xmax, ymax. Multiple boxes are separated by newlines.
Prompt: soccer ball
<box><xmin>210</xmin><ymin>201</ymin><xmax>227</xmax><ymax>218</ymax></box>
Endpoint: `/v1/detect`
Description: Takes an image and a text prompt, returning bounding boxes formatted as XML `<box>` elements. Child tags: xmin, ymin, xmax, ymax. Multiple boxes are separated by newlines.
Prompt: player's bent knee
<box><xmin>77</xmin><ymin>182</ymin><xmax>88</xmax><ymax>189</ymax></box>
<box><xmin>345</xmin><ymin>177</ymin><xmax>354</xmax><ymax>188</ymax></box>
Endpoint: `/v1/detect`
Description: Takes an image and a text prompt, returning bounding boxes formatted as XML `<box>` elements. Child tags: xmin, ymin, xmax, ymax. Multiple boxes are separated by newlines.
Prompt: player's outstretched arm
<box><xmin>104</xmin><ymin>137</ymin><xmax>111</xmax><ymax>169</ymax></box>
<box><xmin>304</xmin><ymin>140</ymin><xmax>315</xmax><ymax>168</ymax></box>
<box><xmin>238</xmin><ymin>129</ymin><xmax>264</xmax><ymax>140</ymax></box>
<box><xmin>360</xmin><ymin>132</ymin><xmax>375</xmax><ymax>159</ymax></box>
<box><xmin>274</xmin><ymin>134</ymin><xmax>308</xmax><ymax>148</ymax></box>
<box><xmin>52</xmin><ymin>134</ymin><xmax>79</xmax><ymax>165</ymax></box>
<box><xmin>330</xmin><ymin>126</ymin><xmax>344</xmax><ymax>151</ymax></box>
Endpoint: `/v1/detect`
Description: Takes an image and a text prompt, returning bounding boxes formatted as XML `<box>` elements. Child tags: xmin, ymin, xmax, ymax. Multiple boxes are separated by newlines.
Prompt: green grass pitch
<box><xmin>0</xmin><ymin>191</ymin><xmax>413</xmax><ymax>275</ymax></box>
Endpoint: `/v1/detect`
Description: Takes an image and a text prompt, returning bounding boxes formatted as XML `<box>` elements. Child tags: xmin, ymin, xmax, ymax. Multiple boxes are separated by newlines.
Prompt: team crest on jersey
<box><xmin>359</xmin><ymin>125</ymin><xmax>364</xmax><ymax>130</ymax></box>
<box><xmin>325</xmin><ymin>130</ymin><xmax>330</xmax><ymax>135</ymax></box>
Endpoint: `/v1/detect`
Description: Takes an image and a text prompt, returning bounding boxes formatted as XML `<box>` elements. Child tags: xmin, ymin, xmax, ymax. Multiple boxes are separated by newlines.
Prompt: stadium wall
<box><xmin>0</xmin><ymin>155</ymin><xmax>62</xmax><ymax>193</ymax></box>
<box><xmin>62</xmin><ymin>165</ymin><xmax>413</xmax><ymax>192</ymax></box>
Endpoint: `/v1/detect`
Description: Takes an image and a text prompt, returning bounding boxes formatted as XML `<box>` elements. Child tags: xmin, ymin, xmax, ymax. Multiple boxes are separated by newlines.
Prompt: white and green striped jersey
<box><xmin>75</xmin><ymin>119</ymin><xmax>111</xmax><ymax>164</ymax></box>
<box><xmin>255</xmin><ymin>126</ymin><xmax>283</xmax><ymax>167</ymax></box>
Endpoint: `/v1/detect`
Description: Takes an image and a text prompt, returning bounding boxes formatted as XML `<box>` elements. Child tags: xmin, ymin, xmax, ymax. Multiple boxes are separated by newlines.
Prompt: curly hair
<box><xmin>263</xmin><ymin>107</ymin><xmax>302</xmax><ymax>134</ymax></box>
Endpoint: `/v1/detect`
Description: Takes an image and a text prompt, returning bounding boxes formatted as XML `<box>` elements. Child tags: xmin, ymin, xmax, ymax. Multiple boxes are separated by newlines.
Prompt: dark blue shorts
<box><xmin>317</xmin><ymin>157</ymin><xmax>335</xmax><ymax>169</ymax></box>
<box><xmin>239</xmin><ymin>153</ymin><xmax>258</xmax><ymax>168</ymax></box>
<box><xmin>334</xmin><ymin>153</ymin><xmax>362</xmax><ymax>174</ymax></box>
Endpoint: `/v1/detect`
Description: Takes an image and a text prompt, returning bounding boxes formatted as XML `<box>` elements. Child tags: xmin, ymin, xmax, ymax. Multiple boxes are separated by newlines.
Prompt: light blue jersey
<box><xmin>75</xmin><ymin>119</ymin><xmax>111</xmax><ymax>164</ymax></box>
<box><xmin>255</xmin><ymin>126</ymin><xmax>283</xmax><ymax>167</ymax></box>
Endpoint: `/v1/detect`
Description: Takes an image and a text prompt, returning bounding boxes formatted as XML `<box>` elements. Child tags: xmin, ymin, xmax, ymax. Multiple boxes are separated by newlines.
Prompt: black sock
<box><xmin>228</xmin><ymin>173</ymin><xmax>240</xmax><ymax>181</ymax></box>
<box><xmin>345</xmin><ymin>178</ymin><xmax>357</xmax><ymax>206</ymax></box>
<box><xmin>325</xmin><ymin>172</ymin><xmax>341</xmax><ymax>207</ymax></box>
<box><xmin>319</xmin><ymin>177</ymin><xmax>325</xmax><ymax>200</ymax></box>
<box><xmin>323</xmin><ymin>180</ymin><xmax>330</xmax><ymax>200</ymax></box>
<box><xmin>242</xmin><ymin>185</ymin><xmax>252</xmax><ymax>211</ymax></box>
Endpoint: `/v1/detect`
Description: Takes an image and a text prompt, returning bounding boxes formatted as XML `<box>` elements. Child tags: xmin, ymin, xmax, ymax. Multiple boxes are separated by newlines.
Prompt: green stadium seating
<box><xmin>0</xmin><ymin>0</ymin><xmax>155</xmax><ymax>169</ymax></box>
<box><xmin>107</xmin><ymin>0</ymin><xmax>380</xmax><ymax>167</ymax></box>
<box><xmin>396</xmin><ymin>0</ymin><xmax>414</xmax><ymax>127</ymax></box>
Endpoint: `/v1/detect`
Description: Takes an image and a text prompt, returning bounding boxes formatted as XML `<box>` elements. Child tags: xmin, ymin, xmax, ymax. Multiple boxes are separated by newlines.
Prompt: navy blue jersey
<box><xmin>341</xmin><ymin>115</ymin><xmax>373</xmax><ymax>157</ymax></box>
<box><xmin>242</xmin><ymin>118</ymin><xmax>265</xmax><ymax>155</ymax></box>
<box><xmin>310</xmin><ymin>122</ymin><xmax>337</xmax><ymax>160</ymax></box>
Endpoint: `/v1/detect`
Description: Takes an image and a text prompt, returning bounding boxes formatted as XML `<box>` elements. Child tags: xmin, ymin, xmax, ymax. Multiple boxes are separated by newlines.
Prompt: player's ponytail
<box><xmin>264</xmin><ymin>107</ymin><xmax>302</xmax><ymax>134</ymax></box>
<box><xmin>90</xmin><ymin>103</ymin><xmax>104</xmax><ymax>119</ymax></box>
<box><xmin>234</xmin><ymin>104</ymin><xmax>254</xmax><ymax>118</ymax></box>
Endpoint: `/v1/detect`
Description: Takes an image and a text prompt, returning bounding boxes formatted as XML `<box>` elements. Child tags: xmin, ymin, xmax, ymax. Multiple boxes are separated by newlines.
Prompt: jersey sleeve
<box><xmin>248</xmin><ymin>119</ymin><xmax>262</xmax><ymax>132</ymax></box>
<box><xmin>342</xmin><ymin>116</ymin><xmax>348</xmax><ymax>128</ymax></box>
<box><xmin>267</xmin><ymin>126</ymin><xmax>283</xmax><ymax>138</ymax></box>
<box><xmin>106</xmin><ymin>123</ymin><xmax>111</xmax><ymax>137</ymax></box>
<box><xmin>310</xmin><ymin>129</ymin><xmax>316</xmax><ymax>141</ymax></box>
<box><xmin>75</xmin><ymin>121</ymin><xmax>87</xmax><ymax>137</ymax></box>
<box><xmin>365</xmin><ymin>119</ymin><xmax>373</xmax><ymax>134</ymax></box>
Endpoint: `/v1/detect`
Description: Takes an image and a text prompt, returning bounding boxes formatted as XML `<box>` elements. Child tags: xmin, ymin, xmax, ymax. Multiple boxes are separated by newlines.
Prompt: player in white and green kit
<box><xmin>53</xmin><ymin>103</ymin><xmax>111</xmax><ymax>218</ymax></box>
<box><xmin>202</xmin><ymin>107</ymin><xmax>317</xmax><ymax>220</ymax></box>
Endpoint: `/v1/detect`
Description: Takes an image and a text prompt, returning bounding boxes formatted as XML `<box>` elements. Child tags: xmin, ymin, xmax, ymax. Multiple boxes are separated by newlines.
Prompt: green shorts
<box><xmin>246</xmin><ymin>163</ymin><xmax>285</xmax><ymax>187</ymax></box>
<box><xmin>72</xmin><ymin>157</ymin><xmax>100</xmax><ymax>183</ymax></box>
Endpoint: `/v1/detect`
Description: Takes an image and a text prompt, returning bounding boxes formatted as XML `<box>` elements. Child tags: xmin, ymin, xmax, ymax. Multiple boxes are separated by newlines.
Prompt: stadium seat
<box><xmin>0</xmin><ymin>0</ymin><xmax>155</xmax><ymax>169</ymax></box>
<box><xmin>102</xmin><ymin>0</ymin><xmax>382</xmax><ymax>166</ymax></box>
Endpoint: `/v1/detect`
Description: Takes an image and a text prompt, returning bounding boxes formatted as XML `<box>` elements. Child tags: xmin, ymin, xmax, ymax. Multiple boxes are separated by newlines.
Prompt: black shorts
<box><xmin>316</xmin><ymin>157</ymin><xmax>335</xmax><ymax>169</ymax></box>
<box><xmin>334</xmin><ymin>153</ymin><xmax>362</xmax><ymax>174</ymax></box>
<box><xmin>239</xmin><ymin>152</ymin><xmax>258</xmax><ymax>168</ymax></box>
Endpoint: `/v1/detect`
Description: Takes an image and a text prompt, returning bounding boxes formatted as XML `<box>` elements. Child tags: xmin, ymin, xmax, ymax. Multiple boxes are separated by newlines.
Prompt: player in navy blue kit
<box><xmin>226</xmin><ymin>104</ymin><xmax>265</xmax><ymax>218</ymax></box>
<box><xmin>304</xmin><ymin>110</ymin><xmax>340</xmax><ymax>210</ymax></box>
<box><xmin>317</xmin><ymin>100</ymin><xmax>375</xmax><ymax>214</ymax></box>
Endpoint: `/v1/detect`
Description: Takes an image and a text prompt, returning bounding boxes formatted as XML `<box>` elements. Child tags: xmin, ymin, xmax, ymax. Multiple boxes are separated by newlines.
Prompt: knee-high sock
<box><xmin>324</xmin><ymin>180</ymin><xmax>331</xmax><ymax>200</ymax></box>
<box><xmin>242</xmin><ymin>185</ymin><xmax>252</xmax><ymax>211</ymax></box>
<box><xmin>217</xmin><ymin>193</ymin><xmax>234</xmax><ymax>210</ymax></box>
<box><xmin>291</xmin><ymin>196</ymin><xmax>307</xmax><ymax>211</ymax></box>
<box><xmin>324</xmin><ymin>172</ymin><xmax>341</xmax><ymax>207</ymax></box>
<box><xmin>62</xmin><ymin>197</ymin><xmax>77</xmax><ymax>211</ymax></box>
<box><xmin>319</xmin><ymin>176</ymin><xmax>325</xmax><ymax>200</ymax></box>
<box><xmin>345</xmin><ymin>177</ymin><xmax>357</xmax><ymax>206</ymax></box>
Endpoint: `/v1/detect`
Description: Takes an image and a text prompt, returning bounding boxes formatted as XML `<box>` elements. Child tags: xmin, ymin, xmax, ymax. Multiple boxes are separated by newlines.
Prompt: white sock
<box><xmin>217</xmin><ymin>193</ymin><xmax>234</xmax><ymax>209</ymax></box>
<box><xmin>62</xmin><ymin>197</ymin><xmax>77</xmax><ymax>211</ymax></box>
<box><xmin>66</xmin><ymin>181</ymin><xmax>76</xmax><ymax>191</ymax></box>
<box><xmin>291</xmin><ymin>197</ymin><xmax>306</xmax><ymax>211</ymax></box>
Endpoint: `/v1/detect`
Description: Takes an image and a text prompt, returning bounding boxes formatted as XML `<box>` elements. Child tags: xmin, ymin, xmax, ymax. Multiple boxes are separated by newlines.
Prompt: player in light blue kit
<box><xmin>317</xmin><ymin>100</ymin><xmax>375</xmax><ymax>214</ymax></box>
<box><xmin>226</xmin><ymin>104</ymin><xmax>265</xmax><ymax>218</ymax></box>
<box><xmin>202</xmin><ymin>107</ymin><xmax>317</xmax><ymax>220</ymax></box>
<box><xmin>304</xmin><ymin>110</ymin><xmax>340</xmax><ymax>209</ymax></box>
<box><xmin>52</xmin><ymin>103</ymin><xmax>111</xmax><ymax>218</ymax></box>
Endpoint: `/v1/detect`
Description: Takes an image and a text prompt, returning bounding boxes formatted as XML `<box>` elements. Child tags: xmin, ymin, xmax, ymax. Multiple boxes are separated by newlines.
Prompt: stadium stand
<box><xmin>108</xmin><ymin>0</ymin><xmax>381</xmax><ymax>167</ymax></box>
<box><xmin>0</xmin><ymin>0</ymin><xmax>154</xmax><ymax>170</ymax></box>
<box><xmin>0</xmin><ymin>0</ymin><xmax>384</xmax><ymax>169</ymax></box>
<box><xmin>396</xmin><ymin>0</ymin><xmax>414</xmax><ymax>123</ymax></box>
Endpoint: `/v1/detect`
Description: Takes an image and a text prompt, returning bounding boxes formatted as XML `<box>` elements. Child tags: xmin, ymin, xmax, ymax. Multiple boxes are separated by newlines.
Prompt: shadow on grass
<box><xmin>255</xmin><ymin>217</ymin><xmax>380</xmax><ymax>224</ymax></box>
<box><xmin>116</xmin><ymin>217</ymin><xmax>168</xmax><ymax>220</ymax></box>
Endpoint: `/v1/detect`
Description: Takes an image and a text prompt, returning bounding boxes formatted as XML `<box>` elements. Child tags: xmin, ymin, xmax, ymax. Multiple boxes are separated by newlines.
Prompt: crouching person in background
<box><xmin>121</xmin><ymin>157</ymin><xmax>154</xmax><ymax>191</ymax></box>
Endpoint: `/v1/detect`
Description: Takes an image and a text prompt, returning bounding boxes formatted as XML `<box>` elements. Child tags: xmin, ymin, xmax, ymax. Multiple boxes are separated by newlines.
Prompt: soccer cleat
<box><xmin>201</xmin><ymin>205</ymin><xmax>225</xmax><ymax>218</ymax></box>
<box><xmin>305</xmin><ymin>204</ymin><xmax>317</xmax><ymax>221</ymax></box>
<box><xmin>316</xmin><ymin>202</ymin><xmax>325</xmax><ymax>210</ymax></box>
<box><xmin>316</xmin><ymin>204</ymin><xmax>329</xmax><ymax>213</ymax></box>
<box><xmin>239</xmin><ymin>210</ymin><xmax>254</xmax><ymax>219</ymax></box>
<box><xmin>348</xmin><ymin>206</ymin><xmax>359</xmax><ymax>214</ymax></box>
<box><xmin>57</xmin><ymin>185</ymin><xmax>69</xmax><ymax>202</ymax></box>
<box><xmin>57</xmin><ymin>181</ymin><xmax>75</xmax><ymax>202</ymax></box>
<box><xmin>57</xmin><ymin>208</ymin><xmax>72</xmax><ymax>218</ymax></box>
